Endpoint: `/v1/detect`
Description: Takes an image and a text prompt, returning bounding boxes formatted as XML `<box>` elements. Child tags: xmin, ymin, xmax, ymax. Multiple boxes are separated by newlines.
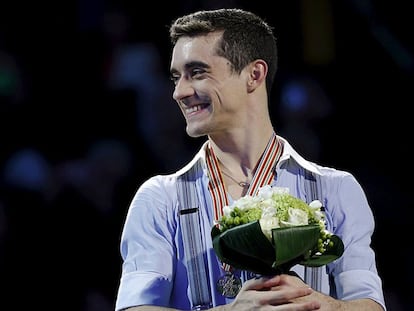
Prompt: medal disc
<box><xmin>216</xmin><ymin>272</ymin><xmax>242</xmax><ymax>298</ymax></box>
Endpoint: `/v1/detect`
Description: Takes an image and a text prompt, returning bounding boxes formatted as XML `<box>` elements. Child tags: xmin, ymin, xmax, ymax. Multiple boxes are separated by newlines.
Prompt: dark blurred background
<box><xmin>0</xmin><ymin>0</ymin><xmax>412</xmax><ymax>310</ymax></box>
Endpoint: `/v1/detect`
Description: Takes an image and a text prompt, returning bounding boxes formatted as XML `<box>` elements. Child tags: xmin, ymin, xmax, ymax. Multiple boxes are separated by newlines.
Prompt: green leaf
<box><xmin>271</xmin><ymin>224</ymin><xmax>320</xmax><ymax>266</ymax></box>
<box><xmin>211</xmin><ymin>221</ymin><xmax>276</xmax><ymax>275</ymax></box>
<box><xmin>211</xmin><ymin>222</ymin><xmax>344</xmax><ymax>275</ymax></box>
<box><xmin>300</xmin><ymin>235</ymin><xmax>344</xmax><ymax>266</ymax></box>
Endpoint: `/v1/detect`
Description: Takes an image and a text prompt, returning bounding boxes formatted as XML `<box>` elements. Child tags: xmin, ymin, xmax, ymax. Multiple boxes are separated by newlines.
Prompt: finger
<box><xmin>259</xmin><ymin>286</ymin><xmax>314</xmax><ymax>305</ymax></box>
<box><xmin>261</xmin><ymin>275</ymin><xmax>285</xmax><ymax>288</ymax></box>
<box><xmin>243</xmin><ymin>275</ymin><xmax>282</xmax><ymax>291</ymax></box>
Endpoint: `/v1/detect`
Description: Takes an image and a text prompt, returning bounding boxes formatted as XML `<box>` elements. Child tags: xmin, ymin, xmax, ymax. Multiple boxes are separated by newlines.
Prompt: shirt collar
<box><xmin>179</xmin><ymin>136</ymin><xmax>322</xmax><ymax>177</ymax></box>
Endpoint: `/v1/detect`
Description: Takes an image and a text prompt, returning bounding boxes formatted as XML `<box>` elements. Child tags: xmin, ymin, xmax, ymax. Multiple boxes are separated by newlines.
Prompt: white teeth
<box><xmin>185</xmin><ymin>105</ymin><xmax>203</xmax><ymax>114</ymax></box>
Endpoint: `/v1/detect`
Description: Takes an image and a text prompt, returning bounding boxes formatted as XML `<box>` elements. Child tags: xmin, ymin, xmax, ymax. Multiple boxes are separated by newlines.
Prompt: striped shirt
<box><xmin>115</xmin><ymin>136</ymin><xmax>386</xmax><ymax>311</ymax></box>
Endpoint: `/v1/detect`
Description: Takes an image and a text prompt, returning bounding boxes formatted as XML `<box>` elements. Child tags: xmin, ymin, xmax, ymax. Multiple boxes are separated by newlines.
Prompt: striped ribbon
<box><xmin>206</xmin><ymin>132</ymin><xmax>283</xmax><ymax>272</ymax></box>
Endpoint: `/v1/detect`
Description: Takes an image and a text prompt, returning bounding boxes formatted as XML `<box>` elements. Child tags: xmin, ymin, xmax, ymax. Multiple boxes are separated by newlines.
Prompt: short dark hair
<box><xmin>169</xmin><ymin>8</ymin><xmax>278</xmax><ymax>96</ymax></box>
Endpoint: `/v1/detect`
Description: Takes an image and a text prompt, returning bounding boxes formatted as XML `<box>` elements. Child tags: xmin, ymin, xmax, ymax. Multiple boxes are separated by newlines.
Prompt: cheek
<box><xmin>220</xmin><ymin>84</ymin><xmax>247</xmax><ymax>107</ymax></box>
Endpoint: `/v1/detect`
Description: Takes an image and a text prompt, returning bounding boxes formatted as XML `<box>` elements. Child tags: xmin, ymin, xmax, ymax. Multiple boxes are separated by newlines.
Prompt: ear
<box><xmin>247</xmin><ymin>60</ymin><xmax>267</xmax><ymax>93</ymax></box>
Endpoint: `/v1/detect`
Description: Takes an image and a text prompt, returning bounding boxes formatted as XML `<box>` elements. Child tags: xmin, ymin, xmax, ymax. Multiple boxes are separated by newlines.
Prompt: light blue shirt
<box><xmin>115</xmin><ymin>137</ymin><xmax>386</xmax><ymax>310</ymax></box>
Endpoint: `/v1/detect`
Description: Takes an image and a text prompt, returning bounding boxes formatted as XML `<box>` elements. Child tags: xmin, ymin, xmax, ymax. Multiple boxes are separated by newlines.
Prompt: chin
<box><xmin>186</xmin><ymin>127</ymin><xmax>206</xmax><ymax>138</ymax></box>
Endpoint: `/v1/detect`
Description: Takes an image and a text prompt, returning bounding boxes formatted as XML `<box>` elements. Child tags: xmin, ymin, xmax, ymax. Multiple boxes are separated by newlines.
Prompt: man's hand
<box><xmin>228</xmin><ymin>274</ymin><xmax>320</xmax><ymax>310</ymax></box>
<box><xmin>272</xmin><ymin>274</ymin><xmax>384</xmax><ymax>311</ymax></box>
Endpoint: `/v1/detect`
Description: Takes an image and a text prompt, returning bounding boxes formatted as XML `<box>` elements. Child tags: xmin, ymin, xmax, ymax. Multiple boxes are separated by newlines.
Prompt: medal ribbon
<box><xmin>206</xmin><ymin>132</ymin><xmax>283</xmax><ymax>274</ymax></box>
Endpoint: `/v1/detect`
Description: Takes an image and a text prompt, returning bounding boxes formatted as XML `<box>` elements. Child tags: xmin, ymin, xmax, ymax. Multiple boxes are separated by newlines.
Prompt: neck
<box><xmin>205</xmin><ymin>131</ymin><xmax>281</xmax><ymax>201</ymax></box>
<box><xmin>209</xmin><ymin>128</ymin><xmax>275</xmax><ymax>173</ymax></box>
<box><xmin>220</xmin><ymin>161</ymin><xmax>252</xmax><ymax>186</ymax></box>
<box><xmin>209</xmin><ymin>130</ymin><xmax>276</xmax><ymax>199</ymax></box>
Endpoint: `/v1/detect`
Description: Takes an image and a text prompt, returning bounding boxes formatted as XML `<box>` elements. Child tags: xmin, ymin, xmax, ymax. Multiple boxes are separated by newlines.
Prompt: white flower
<box><xmin>213</xmin><ymin>186</ymin><xmax>344</xmax><ymax>273</ymax></box>
<box><xmin>217</xmin><ymin>186</ymin><xmax>326</xmax><ymax>241</ymax></box>
<box><xmin>281</xmin><ymin>207</ymin><xmax>308</xmax><ymax>226</ymax></box>
<box><xmin>259</xmin><ymin>215</ymin><xmax>280</xmax><ymax>239</ymax></box>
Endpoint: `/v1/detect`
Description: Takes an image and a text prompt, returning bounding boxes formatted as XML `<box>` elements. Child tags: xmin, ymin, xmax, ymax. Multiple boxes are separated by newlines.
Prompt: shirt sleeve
<box><xmin>115</xmin><ymin>176</ymin><xmax>178</xmax><ymax>311</ymax></box>
<box><xmin>324</xmin><ymin>172</ymin><xmax>386</xmax><ymax>309</ymax></box>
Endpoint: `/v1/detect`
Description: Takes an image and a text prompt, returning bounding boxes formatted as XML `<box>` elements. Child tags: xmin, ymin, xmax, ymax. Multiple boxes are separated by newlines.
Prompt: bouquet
<box><xmin>211</xmin><ymin>185</ymin><xmax>344</xmax><ymax>275</ymax></box>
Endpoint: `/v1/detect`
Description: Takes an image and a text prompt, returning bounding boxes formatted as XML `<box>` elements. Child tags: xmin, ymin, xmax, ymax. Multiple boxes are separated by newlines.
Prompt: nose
<box><xmin>173</xmin><ymin>77</ymin><xmax>195</xmax><ymax>102</ymax></box>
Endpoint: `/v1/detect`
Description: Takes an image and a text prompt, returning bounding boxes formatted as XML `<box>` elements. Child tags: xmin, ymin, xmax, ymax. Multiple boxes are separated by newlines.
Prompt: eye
<box><xmin>170</xmin><ymin>74</ymin><xmax>180</xmax><ymax>85</ymax></box>
<box><xmin>191</xmin><ymin>68</ymin><xmax>206</xmax><ymax>79</ymax></box>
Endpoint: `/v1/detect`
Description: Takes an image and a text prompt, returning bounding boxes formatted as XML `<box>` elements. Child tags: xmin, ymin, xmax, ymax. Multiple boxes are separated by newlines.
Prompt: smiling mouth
<box><xmin>185</xmin><ymin>103</ymin><xmax>210</xmax><ymax>115</ymax></box>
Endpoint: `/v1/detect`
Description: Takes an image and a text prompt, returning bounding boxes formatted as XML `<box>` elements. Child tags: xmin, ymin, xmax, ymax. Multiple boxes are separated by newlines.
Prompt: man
<box><xmin>115</xmin><ymin>8</ymin><xmax>386</xmax><ymax>311</ymax></box>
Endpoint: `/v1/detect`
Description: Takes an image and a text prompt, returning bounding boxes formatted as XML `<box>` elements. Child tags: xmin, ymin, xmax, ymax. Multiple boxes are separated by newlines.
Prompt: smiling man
<box><xmin>115</xmin><ymin>8</ymin><xmax>386</xmax><ymax>311</ymax></box>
